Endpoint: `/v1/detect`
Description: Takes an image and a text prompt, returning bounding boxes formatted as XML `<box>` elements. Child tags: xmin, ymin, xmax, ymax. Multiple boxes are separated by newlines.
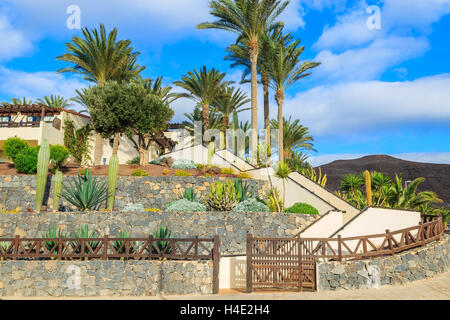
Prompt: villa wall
<box><xmin>0</xmin><ymin>175</ymin><xmax>268</xmax><ymax>212</ymax></box>
<box><xmin>0</xmin><ymin>260</ymin><xmax>213</xmax><ymax>297</ymax></box>
<box><xmin>0</xmin><ymin>211</ymin><xmax>318</xmax><ymax>255</ymax></box>
<box><xmin>317</xmin><ymin>235</ymin><xmax>450</xmax><ymax>292</ymax></box>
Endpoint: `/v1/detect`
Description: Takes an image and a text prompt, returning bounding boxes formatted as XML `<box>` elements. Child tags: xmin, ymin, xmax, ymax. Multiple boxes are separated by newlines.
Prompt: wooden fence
<box><xmin>298</xmin><ymin>216</ymin><xmax>444</xmax><ymax>261</ymax></box>
<box><xmin>0</xmin><ymin>235</ymin><xmax>221</xmax><ymax>294</ymax></box>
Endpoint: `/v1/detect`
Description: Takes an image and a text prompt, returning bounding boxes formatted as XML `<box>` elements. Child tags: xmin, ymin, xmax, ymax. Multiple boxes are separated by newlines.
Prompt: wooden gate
<box><xmin>246</xmin><ymin>234</ymin><xmax>316</xmax><ymax>292</ymax></box>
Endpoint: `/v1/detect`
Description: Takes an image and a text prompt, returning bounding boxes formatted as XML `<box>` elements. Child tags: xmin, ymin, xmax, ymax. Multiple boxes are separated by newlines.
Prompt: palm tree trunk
<box><xmin>202</xmin><ymin>103</ymin><xmax>209</xmax><ymax>144</ymax></box>
<box><xmin>94</xmin><ymin>133</ymin><xmax>103</xmax><ymax>165</ymax></box>
<box><xmin>262</xmin><ymin>72</ymin><xmax>270</xmax><ymax>148</ymax></box>
<box><xmin>112</xmin><ymin>132</ymin><xmax>120</xmax><ymax>156</ymax></box>
<box><xmin>223</xmin><ymin>116</ymin><xmax>229</xmax><ymax>150</ymax></box>
<box><xmin>249</xmin><ymin>42</ymin><xmax>259</xmax><ymax>165</ymax></box>
<box><xmin>275</xmin><ymin>90</ymin><xmax>285</xmax><ymax>163</ymax></box>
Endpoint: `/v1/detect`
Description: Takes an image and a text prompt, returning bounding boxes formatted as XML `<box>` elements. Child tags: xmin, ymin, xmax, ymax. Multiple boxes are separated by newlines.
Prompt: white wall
<box><xmin>220</xmin><ymin>256</ymin><xmax>247</xmax><ymax>290</ymax></box>
<box><xmin>300</xmin><ymin>211</ymin><xmax>344</xmax><ymax>238</ymax></box>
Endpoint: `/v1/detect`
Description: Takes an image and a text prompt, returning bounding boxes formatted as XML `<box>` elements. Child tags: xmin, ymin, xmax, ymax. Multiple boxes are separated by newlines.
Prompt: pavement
<box><xmin>2</xmin><ymin>270</ymin><xmax>449</xmax><ymax>300</ymax></box>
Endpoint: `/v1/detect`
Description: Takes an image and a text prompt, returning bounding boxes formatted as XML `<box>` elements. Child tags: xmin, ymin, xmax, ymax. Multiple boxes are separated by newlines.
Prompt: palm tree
<box><xmin>198</xmin><ymin>0</ymin><xmax>289</xmax><ymax>163</ymax></box>
<box><xmin>212</xmin><ymin>87</ymin><xmax>250</xmax><ymax>129</ymax></box>
<box><xmin>270</xmin><ymin>116</ymin><xmax>315</xmax><ymax>159</ymax></box>
<box><xmin>174</xmin><ymin>66</ymin><xmax>230</xmax><ymax>143</ymax></box>
<box><xmin>1</xmin><ymin>97</ymin><xmax>33</xmax><ymax>106</ymax></box>
<box><xmin>143</xmin><ymin>77</ymin><xmax>178</xmax><ymax>104</ymax></box>
<box><xmin>389</xmin><ymin>175</ymin><xmax>443</xmax><ymax>210</ymax></box>
<box><xmin>274</xmin><ymin>161</ymin><xmax>291</xmax><ymax>210</ymax></box>
<box><xmin>56</xmin><ymin>24</ymin><xmax>144</xmax><ymax>162</ymax></box>
<box><xmin>37</xmin><ymin>95</ymin><xmax>72</xmax><ymax>109</ymax></box>
<box><xmin>265</xmin><ymin>31</ymin><xmax>320</xmax><ymax>162</ymax></box>
<box><xmin>226</xmin><ymin>25</ymin><xmax>288</xmax><ymax>149</ymax></box>
<box><xmin>182</xmin><ymin>105</ymin><xmax>225</xmax><ymax>136</ymax></box>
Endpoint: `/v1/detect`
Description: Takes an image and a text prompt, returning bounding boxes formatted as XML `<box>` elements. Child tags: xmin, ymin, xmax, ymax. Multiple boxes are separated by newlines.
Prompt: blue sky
<box><xmin>0</xmin><ymin>0</ymin><xmax>449</xmax><ymax>165</ymax></box>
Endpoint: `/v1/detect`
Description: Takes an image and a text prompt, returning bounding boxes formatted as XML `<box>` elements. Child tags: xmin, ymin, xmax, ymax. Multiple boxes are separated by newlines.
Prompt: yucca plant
<box><xmin>71</xmin><ymin>224</ymin><xmax>100</xmax><ymax>255</ymax></box>
<box><xmin>112</xmin><ymin>231</ymin><xmax>136</xmax><ymax>256</ymax></box>
<box><xmin>61</xmin><ymin>169</ymin><xmax>109</xmax><ymax>211</ymax></box>
<box><xmin>0</xmin><ymin>241</ymin><xmax>11</xmax><ymax>260</ymax></box>
<box><xmin>152</xmin><ymin>226</ymin><xmax>173</xmax><ymax>255</ymax></box>
<box><xmin>41</xmin><ymin>225</ymin><xmax>66</xmax><ymax>255</ymax></box>
<box><xmin>207</xmin><ymin>180</ymin><xmax>240</xmax><ymax>211</ymax></box>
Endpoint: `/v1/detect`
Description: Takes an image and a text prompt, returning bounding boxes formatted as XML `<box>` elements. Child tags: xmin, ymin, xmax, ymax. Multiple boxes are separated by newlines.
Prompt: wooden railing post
<box><xmin>246</xmin><ymin>232</ymin><xmax>253</xmax><ymax>293</ymax></box>
<box><xmin>337</xmin><ymin>235</ymin><xmax>342</xmax><ymax>261</ymax></box>
<box><xmin>386</xmin><ymin>229</ymin><xmax>394</xmax><ymax>254</ymax></box>
<box><xmin>148</xmin><ymin>235</ymin><xmax>154</xmax><ymax>259</ymax></box>
<box><xmin>103</xmin><ymin>235</ymin><xmax>108</xmax><ymax>260</ymax></box>
<box><xmin>13</xmin><ymin>235</ymin><xmax>19</xmax><ymax>260</ymax></box>
<box><xmin>194</xmin><ymin>235</ymin><xmax>199</xmax><ymax>261</ymax></box>
<box><xmin>212</xmin><ymin>235</ymin><xmax>220</xmax><ymax>295</ymax></box>
<box><xmin>298</xmin><ymin>236</ymin><xmax>303</xmax><ymax>292</ymax></box>
<box><xmin>58</xmin><ymin>233</ymin><xmax>63</xmax><ymax>260</ymax></box>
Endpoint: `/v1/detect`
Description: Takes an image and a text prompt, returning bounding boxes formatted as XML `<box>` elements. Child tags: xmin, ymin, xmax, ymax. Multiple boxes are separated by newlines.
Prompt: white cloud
<box><xmin>309</xmin><ymin>152</ymin><xmax>450</xmax><ymax>166</ymax></box>
<box><xmin>314</xmin><ymin>36</ymin><xmax>429</xmax><ymax>81</ymax></box>
<box><xmin>0</xmin><ymin>67</ymin><xmax>86</xmax><ymax>110</ymax></box>
<box><xmin>283</xmin><ymin>74</ymin><xmax>450</xmax><ymax>135</ymax></box>
<box><xmin>0</xmin><ymin>14</ymin><xmax>33</xmax><ymax>61</ymax></box>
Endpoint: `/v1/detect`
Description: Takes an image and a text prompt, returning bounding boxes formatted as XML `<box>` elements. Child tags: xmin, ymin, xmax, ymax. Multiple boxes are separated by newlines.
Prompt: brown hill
<box><xmin>317</xmin><ymin>155</ymin><xmax>450</xmax><ymax>205</ymax></box>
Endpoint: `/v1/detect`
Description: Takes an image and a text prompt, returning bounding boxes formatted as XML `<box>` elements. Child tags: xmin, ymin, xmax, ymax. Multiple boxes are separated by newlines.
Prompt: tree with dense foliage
<box><xmin>174</xmin><ymin>66</ymin><xmax>229</xmax><ymax>141</ymax></box>
<box><xmin>57</xmin><ymin>24</ymin><xmax>144</xmax><ymax>164</ymax></box>
<box><xmin>198</xmin><ymin>0</ymin><xmax>289</xmax><ymax>163</ymax></box>
<box><xmin>37</xmin><ymin>95</ymin><xmax>71</xmax><ymax>109</ymax></box>
<box><xmin>264</xmin><ymin>29</ymin><xmax>320</xmax><ymax>162</ymax></box>
<box><xmin>83</xmin><ymin>80</ymin><xmax>174</xmax><ymax>165</ymax></box>
<box><xmin>270</xmin><ymin>116</ymin><xmax>315</xmax><ymax>159</ymax></box>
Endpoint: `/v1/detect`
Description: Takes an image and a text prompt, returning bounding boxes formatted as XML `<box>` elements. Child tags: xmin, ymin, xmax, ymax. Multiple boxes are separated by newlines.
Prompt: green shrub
<box><xmin>235</xmin><ymin>179</ymin><xmax>255</xmax><ymax>203</ymax></box>
<box><xmin>165</xmin><ymin>199</ymin><xmax>206</xmax><ymax>212</ymax></box>
<box><xmin>196</xmin><ymin>163</ymin><xmax>205</xmax><ymax>170</ymax></box>
<box><xmin>61</xmin><ymin>169</ymin><xmax>109</xmax><ymax>211</ymax></box>
<box><xmin>207</xmin><ymin>180</ymin><xmax>239</xmax><ymax>211</ymax></box>
<box><xmin>235</xmin><ymin>198</ymin><xmax>270</xmax><ymax>212</ymax></box>
<box><xmin>175</xmin><ymin>169</ymin><xmax>192</xmax><ymax>177</ymax></box>
<box><xmin>152</xmin><ymin>226</ymin><xmax>173</xmax><ymax>254</ymax></box>
<box><xmin>171</xmin><ymin>158</ymin><xmax>197</xmax><ymax>170</ymax></box>
<box><xmin>131</xmin><ymin>169</ymin><xmax>148</xmax><ymax>176</ymax></box>
<box><xmin>13</xmin><ymin>146</ymin><xmax>38</xmax><ymax>174</ymax></box>
<box><xmin>4</xmin><ymin>137</ymin><xmax>29</xmax><ymax>161</ymax></box>
<box><xmin>113</xmin><ymin>231</ymin><xmax>136</xmax><ymax>254</ymax></box>
<box><xmin>71</xmin><ymin>224</ymin><xmax>100</xmax><ymax>253</ymax></box>
<box><xmin>50</xmin><ymin>145</ymin><xmax>70</xmax><ymax>171</ymax></box>
<box><xmin>127</xmin><ymin>156</ymin><xmax>140</xmax><ymax>165</ymax></box>
<box><xmin>41</xmin><ymin>225</ymin><xmax>66</xmax><ymax>254</ymax></box>
<box><xmin>149</xmin><ymin>157</ymin><xmax>165</xmax><ymax>165</ymax></box>
<box><xmin>284</xmin><ymin>203</ymin><xmax>319</xmax><ymax>215</ymax></box>
<box><xmin>221</xmin><ymin>167</ymin><xmax>235</xmax><ymax>175</ymax></box>
<box><xmin>265</xmin><ymin>187</ymin><xmax>283</xmax><ymax>212</ymax></box>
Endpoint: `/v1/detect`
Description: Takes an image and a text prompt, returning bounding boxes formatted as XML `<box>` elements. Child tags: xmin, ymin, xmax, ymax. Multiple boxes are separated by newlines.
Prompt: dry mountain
<box><xmin>317</xmin><ymin>155</ymin><xmax>450</xmax><ymax>205</ymax></box>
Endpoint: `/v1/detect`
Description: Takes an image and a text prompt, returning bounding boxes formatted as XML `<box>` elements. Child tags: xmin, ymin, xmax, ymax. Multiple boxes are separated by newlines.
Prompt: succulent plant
<box><xmin>235</xmin><ymin>198</ymin><xmax>270</xmax><ymax>212</ymax></box>
<box><xmin>207</xmin><ymin>180</ymin><xmax>239</xmax><ymax>211</ymax></box>
<box><xmin>171</xmin><ymin>158</ymin><xmax>197</xmax><ymax>170</ymax></box>
<box><xmin>52</xmin><ymin>170</ymin><xmax>63</xmax><ymax>211</ymax></box>
<box><xmin>152</xmin><ymin>225</ymin><xmax>173</xmax><ymax>254</ymax></box>
<box><xmin>165</xmin><ymin>199</ymin><xmax>206</xmax><ymax>212</ymax></box>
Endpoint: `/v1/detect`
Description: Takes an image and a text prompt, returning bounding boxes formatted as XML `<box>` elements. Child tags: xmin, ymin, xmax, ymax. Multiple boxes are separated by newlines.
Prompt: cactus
<box><xmin>53</xmin><ymin>170</ymin><xmax>63</xmax><ymax>211</ymax></box>
<box><xmin>35</xmin><ymin>139</ymin><xmax>50</xmax><ymax>212</ymax></box>
<box><xmin>107</xmin><ymin>155</ymin><xmax>119</xmax><ymax>210</ymax></box>
<box><xmin>208</xmin><ymin>141</ymin><xmax>215</xmax><ymax>166</ymax></box>
<box><xmin>219</xmin><ymin>131</ymin><xmax>225</xmax><ymax>150</ymax></box>
<box><xmin>231</xmin><ymin>110</ymin><xmax>239</xmax><ymax>155</ymax></box>
<box><xmin>364</xmin><ymin>170</ymin><xmax>373</xmax><ymax>207</ymax></box>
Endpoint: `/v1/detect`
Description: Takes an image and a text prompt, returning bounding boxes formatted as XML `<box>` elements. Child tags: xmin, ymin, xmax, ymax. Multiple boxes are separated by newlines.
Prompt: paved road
<box><xmin>2</xmin><ymin>271</ymin><xmax>449</xmax><ymax>300</ymax></box>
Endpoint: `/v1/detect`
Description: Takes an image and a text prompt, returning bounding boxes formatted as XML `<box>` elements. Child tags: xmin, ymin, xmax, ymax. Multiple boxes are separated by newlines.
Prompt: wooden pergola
<box><xmin>0</xmin><ymin>104</ymin><xmax>62</xmax><ymax>128</ymax></box>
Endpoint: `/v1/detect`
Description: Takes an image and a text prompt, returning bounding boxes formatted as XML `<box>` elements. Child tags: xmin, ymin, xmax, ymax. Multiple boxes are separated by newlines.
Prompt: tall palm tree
<box><xmin>198</xmin><ymin>0</ymin><xmax>289</xmax><ymax>163</ymax></box>
<box><xmin>182</xmin><ymin>105</ymin><xmax>225</xmax><ymax>137</ymax></box>
<box><xmin>226</xmin><ymin>25</ymin><xmax>288</xmax><ymax>148</ymax></box>
<box><xmin>56</xmin><ymin>24</ymin><xmax>144</xmax><ymax>162</ymax></box>
<box><xmin>270</xmin><ymin>116</ymin><xmax>315</xmax><ymax>159</ymax></box>
<box><xmin>143</xmin><ymin>77</ymin><xmax>178</xmax><ymax>104</ymax></box>
<box><xmin>174</xmin><ymin>66</ymin><xmax>230</xmax><ymax>143</ymax></box>
<box><xmin>37</xmin><ymin>95</ymin><xmax>72</xmax><ymax>109</ymax></box>
<box><xmin>265</xmin><ymin>31</ymin><xmax>320</xmax><ymax>162</ymax></box>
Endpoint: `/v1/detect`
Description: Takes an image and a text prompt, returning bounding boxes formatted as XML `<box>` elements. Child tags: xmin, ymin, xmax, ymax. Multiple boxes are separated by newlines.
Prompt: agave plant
<box><xmin>0</xmin><ymin>241</ymin><xmax>11</xmax><ymax>260</ymax></box>
<box><xmin>71</xmin><ymin>224</ymin><xmax>100</xmax><ymax>255</ymax></box>
<box><xmin>41</xmin><ymin>225</ymin><xmax>66</xmax><ymax>254</ymax></box>
<box><xmin>179</xmin><ymin>188</ymin><xmax>202</xmax><ymax>203</ymax></box>
<box><xmin>234</xmin><ymin>179</ymin><xmax>255</xmax><ymax>203</ymax></box>
<box><xmin>152</xmin><ymin>226</ymin><xmax>173</xmax><ymax>255</ymax></box>
<box><xmin>112</xmin><ymin>231</ymin><xmax>136</xmax><ymax>256</ymax></box>
<box><xmin>207</xmin><ymin>180</ymin><xmax>240</xmax><ymax>211</ymax></box>
<box><xmin>61</xmin><ymin>169</ymin><xmax>109</xmax><ymax>211</ymax></box>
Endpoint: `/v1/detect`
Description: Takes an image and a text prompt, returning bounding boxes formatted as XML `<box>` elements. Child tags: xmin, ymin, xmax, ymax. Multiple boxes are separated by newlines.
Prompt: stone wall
<box><xmin>317</xmin><ymin>235</ymin><xmax>450</xmax><ymax>291</ymax></box>
<box><xmin>0</xmin><ymin>175</ymin><xmax>268</xmax><ymax>211</ymax></box>
<box><xmin>0</xmin><ymin>260</ymin><xmax>213</xmax><ymax>297</ymax></box>
<box><xmin>0</xmin><ymin>211</ymin><xmax>318</xmax><ymax>255</ymax></box>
